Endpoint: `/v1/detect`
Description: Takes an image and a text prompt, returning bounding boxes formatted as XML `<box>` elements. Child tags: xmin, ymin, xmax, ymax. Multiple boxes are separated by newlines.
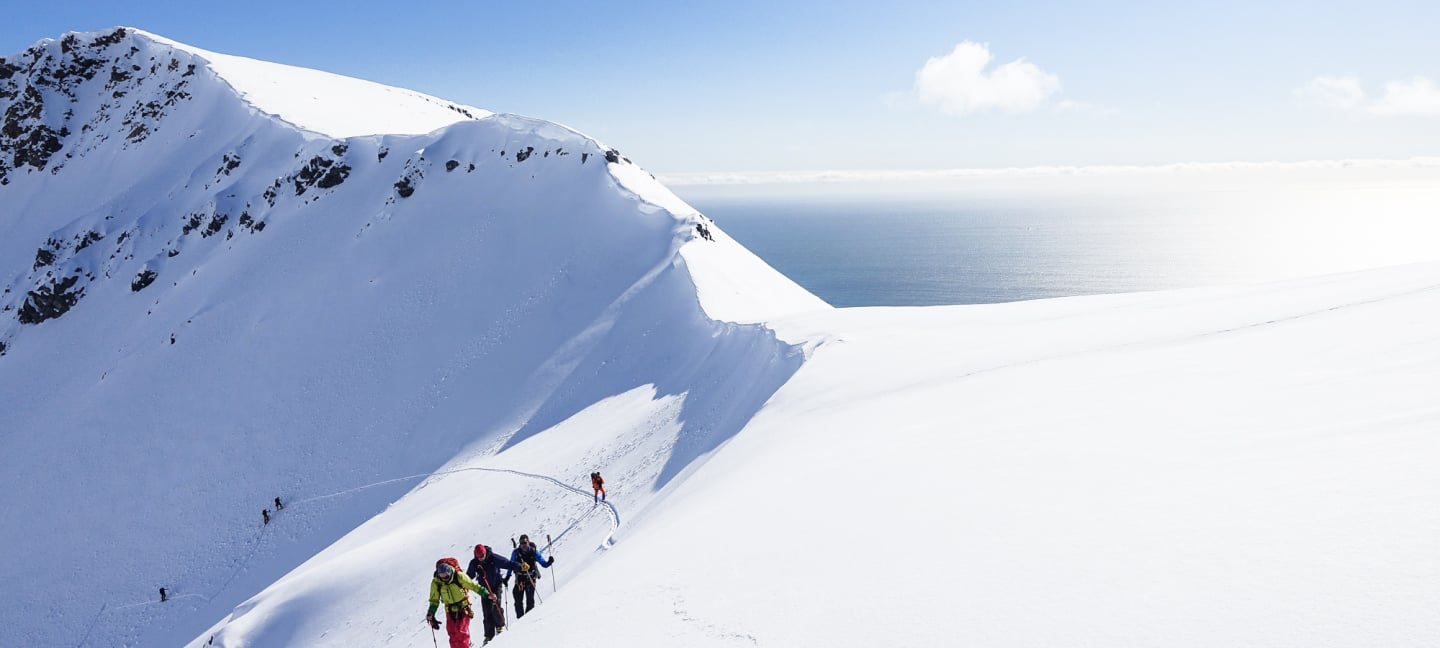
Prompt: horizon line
<box><xmin>656</xmin><ymin>156</ymin><xmax>1440</xmax><ymax>186</ymax></box>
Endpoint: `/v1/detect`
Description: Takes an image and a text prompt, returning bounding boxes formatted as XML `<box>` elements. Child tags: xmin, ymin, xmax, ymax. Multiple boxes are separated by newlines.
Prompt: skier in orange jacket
<box><xmin>591</xmin><ymin>471</ymin><xmax>606</xmax><ymax>503</ymax></box>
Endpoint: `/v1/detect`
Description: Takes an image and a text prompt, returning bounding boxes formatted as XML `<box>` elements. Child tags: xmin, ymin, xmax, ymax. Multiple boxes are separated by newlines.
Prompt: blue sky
<box><xmin>3</xmin><ymin>1</ymin><xmax>1438</xmax><ymax>173</ymax></box>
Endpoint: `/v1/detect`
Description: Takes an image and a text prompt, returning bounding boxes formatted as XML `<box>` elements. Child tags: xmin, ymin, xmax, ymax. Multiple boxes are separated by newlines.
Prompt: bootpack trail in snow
<box><xmin>73</xmin><ymin>466</ymin><xmax>619</xmax><ymax>648</ymax></box>
<box><xmin>922</xmin><ymin>280</ymin><xmax>1440</xmax><ymax>395</ymax></box>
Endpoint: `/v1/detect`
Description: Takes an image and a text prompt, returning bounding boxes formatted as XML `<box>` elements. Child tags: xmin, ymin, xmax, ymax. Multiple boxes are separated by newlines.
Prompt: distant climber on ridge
<box><xmin>591</xmin><ymin>471</ymin><xmax>606</xmax><ymax>503</ymax></box>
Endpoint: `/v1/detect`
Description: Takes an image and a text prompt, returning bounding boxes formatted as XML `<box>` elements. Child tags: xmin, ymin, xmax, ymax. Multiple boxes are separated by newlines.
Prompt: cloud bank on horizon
<box><xmin>1298</xmin><ymin>75</ymin><xmax>1440</xmax><ymax>117</ymax></box>
<box><xmin>658</xmin><ymin>156</ymin><xmax>1440</xmax><ymax>186</ymax></box>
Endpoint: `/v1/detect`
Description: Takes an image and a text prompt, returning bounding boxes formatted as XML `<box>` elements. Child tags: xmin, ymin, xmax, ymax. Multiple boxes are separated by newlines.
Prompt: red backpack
<box><xmin>434</xmin><ymin>557</ymin><xmax>474</xmax><ymax>619</ymax></box>
<box><xmin>435</xmin><ymin>557</ymin><xmax>461</xmax><ymax>576</ymax></box>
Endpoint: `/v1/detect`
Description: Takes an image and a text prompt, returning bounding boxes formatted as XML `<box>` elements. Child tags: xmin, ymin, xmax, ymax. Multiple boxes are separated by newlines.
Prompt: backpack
<box><xmin>435</xmin><ymin>557</ymin><xmax>462</xmax><ymax>576</ymax></box>
<box><xmin>434</xmin><ymin>557</ymin><xmax>473</xmax><ymax>618</ymax></box>
<box><xmin>514</xmin><ymin>544</ymin><xmax>542</xmax><ymax>580</ymax></box>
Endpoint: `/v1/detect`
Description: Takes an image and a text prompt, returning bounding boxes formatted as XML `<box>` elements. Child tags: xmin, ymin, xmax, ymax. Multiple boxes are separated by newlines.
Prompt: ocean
<box><xmin>673</xmin><ymin>168</ymin><xmax>1440</xmax><ymax>307</ymax></box>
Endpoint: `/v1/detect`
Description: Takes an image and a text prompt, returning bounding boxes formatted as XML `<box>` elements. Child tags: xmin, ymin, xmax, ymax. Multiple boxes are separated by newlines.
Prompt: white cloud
<box><xmin>1372</xmin><ymin>77</ymin><xmax>1440</xmax><ymax>116</ymax></box>
<box><xmin>1296</xmin><ymin>76</ymin><xmax>1366</xmax><ymax>111</ymax></box>
<box><xmin>1297</xmin><ymin>75</ymin><xmax>1440</xmax><ymax>116</ymax></box>
<box><xmin>914</xmin><ymin>41</ymin><xmax>1060</xmax><ymax>115</ymax></box>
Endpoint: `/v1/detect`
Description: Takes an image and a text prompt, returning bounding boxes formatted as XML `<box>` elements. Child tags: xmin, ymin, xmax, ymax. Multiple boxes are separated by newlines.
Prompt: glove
<box><xmin>548</xmin><ymin>557</ymin><xmax>556</xmax><ymax>565</ymax></box>
<box><xmin>426</xmin><ymin>615</ymin><xmax>440</xmax><ymax>630</ymax></box>
<box><xmin>501</xmin><ymin>576</ymin><xmax>509</xmax><ymax>586</ymax></box>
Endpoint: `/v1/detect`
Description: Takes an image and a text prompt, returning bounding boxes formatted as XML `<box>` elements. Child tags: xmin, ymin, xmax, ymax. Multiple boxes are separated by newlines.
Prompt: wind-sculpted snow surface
<box><xmin>0</xmin><ymin>28</ymin><xmax>814</xmax><ymax>647</ymax></box>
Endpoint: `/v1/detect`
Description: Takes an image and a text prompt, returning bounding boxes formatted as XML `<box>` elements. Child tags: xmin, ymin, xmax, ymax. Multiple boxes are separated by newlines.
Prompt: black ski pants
<box><xmin>513</xmin><ymin>575</ymin><xmax>537</xmax><ymax>618</ymax></box>
<box><xmin>480</xmin><ymin>595</ymin><xmax>505</xmax><ymax>640</ymax></box>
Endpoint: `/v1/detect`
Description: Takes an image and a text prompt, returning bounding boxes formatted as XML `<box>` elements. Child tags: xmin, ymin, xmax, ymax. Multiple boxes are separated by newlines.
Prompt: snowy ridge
<box><xmin>0</xmin><ymin>28</ymin><xmax>813</xmax><ymax>647</ymax></box>
<box><xmin>134</xmin><ymin>28</ymin><xmax>493</xmax><ymax>138</ymax></box>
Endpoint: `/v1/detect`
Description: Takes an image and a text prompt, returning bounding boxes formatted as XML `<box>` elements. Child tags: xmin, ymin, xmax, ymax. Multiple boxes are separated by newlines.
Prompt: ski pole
<box><xmin>546</xmin><ymin>533</ymin><xmax>557</xmax><ymax>593</ymax></box>
<box><xmin>426</xmin><ymin>618</ymin><xmax>438</xmax><ymax>648</ymax></box>
<box><xmin>477</xmin><ymin>566</ymin><xmax>506</xmax><ymax>631</ymax></box>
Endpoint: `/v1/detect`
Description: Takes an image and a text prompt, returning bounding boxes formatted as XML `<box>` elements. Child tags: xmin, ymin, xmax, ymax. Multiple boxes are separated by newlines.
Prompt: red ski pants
<box><xmin>444</xmin><ymin>611</ymin><xmax>471</xmax><ymax>648</ymax></box>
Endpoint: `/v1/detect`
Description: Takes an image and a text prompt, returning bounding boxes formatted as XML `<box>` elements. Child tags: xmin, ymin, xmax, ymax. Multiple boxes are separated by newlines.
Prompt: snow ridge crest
<box><xmin>0</xmin><ymin>27</ymin><xmax>650</xmax><ymax>358</ymax></box>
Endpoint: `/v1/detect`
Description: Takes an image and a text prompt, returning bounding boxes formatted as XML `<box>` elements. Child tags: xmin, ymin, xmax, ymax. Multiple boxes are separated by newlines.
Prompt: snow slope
<box><xmin>561</xmin><ymin>263</ymin><xmax>1440</xmax><ymax>647</ymax></box>
<box><xmin>188</xmin><ymin>260</ymin><xmax>1440</xmax><ymax>648</ymax></box>
<box><xmin>2</xmin><ymin>27</ymin><xmax>1437</xmax><ymax>648</ymax></box>
<box><xmin>0</xmin><ymin>28</ymin><xmax>816</xmax><ymax>647</ymax></box>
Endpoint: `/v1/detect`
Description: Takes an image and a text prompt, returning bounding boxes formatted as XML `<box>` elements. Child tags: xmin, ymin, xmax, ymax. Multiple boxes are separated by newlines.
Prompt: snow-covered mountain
<box><xmin>0</xmin><ymin>27</ymin><xmax>820</xmax><ymax>647</ymax></box>
<box><xmin>3</xmin><ymin>28</ymin><xmax>1438</xmax><ymax>648</ymax></box>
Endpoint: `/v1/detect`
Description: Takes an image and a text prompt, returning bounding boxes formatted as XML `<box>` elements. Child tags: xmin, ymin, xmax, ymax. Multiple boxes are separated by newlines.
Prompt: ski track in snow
<box><xmin>291</xmin><ymin>465</ymin><xmax>623</xmax><ymax>549</ymax></box>
<box><xmin>1188</xmin><ymin>280</ymin><xmax>1440</xmax><ymax>339</ymax></box>
<box><xmin>73</xmin><ymin>603</ymin><xmax>106</xmax><ymax>648</ymax></box>
<box><xmin>921</xmin><ymin>280</ymin><xmax>1440</xmax><ymax>394</ymax></box>
<box><xmin>424</xmin><ymin>467</ymin><xmax>623</xmax><ymax>551</ymax></box>
<box><xmin>73</xmin><ymin>466</ymin><xmax>618</xmax><ymax>648</ymax></box>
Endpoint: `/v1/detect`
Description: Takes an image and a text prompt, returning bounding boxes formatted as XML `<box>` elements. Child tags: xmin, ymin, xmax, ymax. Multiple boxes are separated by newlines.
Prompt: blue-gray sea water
<box><xmin>677</xmin><ymin>180</ymin><xmax>1440</xmax><ymax>307</ymax></box>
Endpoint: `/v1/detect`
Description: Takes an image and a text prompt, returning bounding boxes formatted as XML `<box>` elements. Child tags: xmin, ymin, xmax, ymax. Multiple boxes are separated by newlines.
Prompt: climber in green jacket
<box><xmin>426</xmin><ymin>558</ymin><xmax>491</xmax><ymax>648</ymax></box>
